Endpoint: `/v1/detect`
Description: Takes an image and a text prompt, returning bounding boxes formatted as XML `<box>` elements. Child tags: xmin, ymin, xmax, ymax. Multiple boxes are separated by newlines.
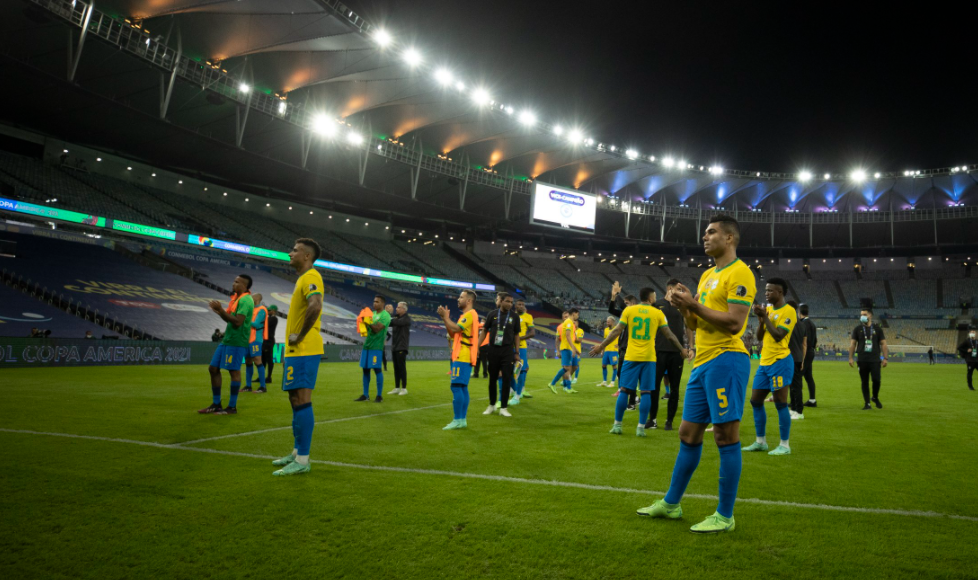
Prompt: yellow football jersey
<box><xmin>575</xmin><ymin>327</ymin><xmax>584</xmax><ymax>344</ymax></box>
<box><xmin>454</xmin><ymin>310</ymin><xmax>476</xmax><ymax>363</ymax></box>
<box><xmin>759</xmin><ymin>303</ymin><xmax>797</xmax><ymax>365</ymax></box>
<box><xmin>603</xmin><ymin>326</ymin><xmax>619</xmax><ymax>352</ymax></box>
<box><xmin>618</xmin><ymin>304</ymin><xmax>668</xmax><ymax>362</ymax></box>
<box><xmin>692</xmin><ymin>258</ymin><xmax>756</xmax><ymax>368</ymax></box>
<box><xmin>518</xmin><ymin>312</ymin><xmax>534</xmax><ymax>349</ymax></box>
<box><xmin>285</xmin><ymin>268</ymin><xmax>324</xmax><ymax>358</ymax></box>
<box><xmin>558</xmin><ymin>318</ymin><xmax>577</xmax><ymax>351</ymax></box>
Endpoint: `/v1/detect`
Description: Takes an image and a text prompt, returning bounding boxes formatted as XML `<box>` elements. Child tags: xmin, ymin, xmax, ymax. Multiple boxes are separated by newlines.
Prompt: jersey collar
<box><xmin>713</xmin><ymin>257</ymin><xmax>740</xmax><ymax>273</ymax></box>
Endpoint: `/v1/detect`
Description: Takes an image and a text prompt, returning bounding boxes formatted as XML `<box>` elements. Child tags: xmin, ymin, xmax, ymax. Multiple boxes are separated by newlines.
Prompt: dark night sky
<box><xmin>347</xmin><ymin>1</ymin><xmax>974</xmax><ymax>174</ymax></box>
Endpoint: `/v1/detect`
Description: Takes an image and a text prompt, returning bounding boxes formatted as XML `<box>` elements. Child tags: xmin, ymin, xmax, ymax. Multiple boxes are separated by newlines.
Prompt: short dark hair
<box><xmin>766</xmin><ymin>277</ymin><xmax>788</xmax><ymax>295</ymax></box>
<box><xmin>460</xmin><ymin>289</ymin><xmax>476</xmax><ymax>303</ymax></box>
<box><xmin>666</xmin><ymin>278</ymin><xmax>682</xmax><ymax>288</ymax></box>
<box><xmin>568</xmin><ymin>308</ymin><xmax>579</xmax><ymax>315</ymax></box>
<box><xmin>624</xmin><ymin>294</ymin><xmax>638</xmax><ymax>304</ymax></box>
<box><xmin>562</xmin><ymin>310</ymin><xmax>569</xmax><ymax>315</ymax></box>
<box><xmin>515</xmin><ymin>297</ymin><xmax>525</xmax><ymax>304</ymax></box>
<box><xmin>295</xmin><ymin>237</ymin><xmax>322</xmax><ymax>261</ymax></box>
<box><xmin>709</xmin><ymin>215</ymin><xmax>741</xmax><ymax>245</ymax></box>
<box><xmin>238</xmin><ymin>274</ymin><xmax>253</xmax><ymax>289</ymax></box>
<box><xmin>497</xmin><ymin>292</ymin><xmax>512</xmax><ymax>302</ymax></box>
<box><xmin>799</xmin><ymin>303</ymin><xmax>809</xmax><ymax>316</ymax></box>
<box><xmin>639</xmin><ymin>287</ymin><xmax>656</xmax><ymax>302</ymax></box>
<box><xmin>861</xmin><ymin>307</ymin><xmax>874</xmax><ymax>314</ymax></box>
<box><xmin>374</xmin><ymin>295</ymin><xmax>386</xmax><ymax>304</ymax></box>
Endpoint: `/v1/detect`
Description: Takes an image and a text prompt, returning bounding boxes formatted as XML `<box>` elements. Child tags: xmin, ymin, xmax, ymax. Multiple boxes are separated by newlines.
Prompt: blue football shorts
<box><xmin>683</xmin><ymin>351</ymin><xmax>750</xmax><ymax>425</ymax></box>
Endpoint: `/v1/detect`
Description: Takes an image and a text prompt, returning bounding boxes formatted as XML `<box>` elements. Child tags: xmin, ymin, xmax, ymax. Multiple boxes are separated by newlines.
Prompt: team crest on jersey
<box><xmin>736</xmin><ymin>285</ymin><xmax>747</xmax><ymax>297</ymax></box>
<box><xmin>309</xmin><ymin>283</ymin><xmax>318</xmax><ymax>291</ymax></box>
<box><xmin>708</xmin><ymin>279</ymin><xmax>719</xmax><ymax>290</ymax></box>
<box><xmin>785</xmin><ymin>318</ymin><xmax>791</xmax><ymax>325</ymax></box>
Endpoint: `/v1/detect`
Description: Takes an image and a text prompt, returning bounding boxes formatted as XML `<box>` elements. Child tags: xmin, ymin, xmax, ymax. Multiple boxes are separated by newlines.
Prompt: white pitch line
<box><xmin>177</xmin><ymin>401</ymin><xmax>454</xmax><ymax>445</ymax></box>
<box><xmin>2</xmin><ymin>427</ymin><xmax>976</xmax><ymax>523</ymax></box>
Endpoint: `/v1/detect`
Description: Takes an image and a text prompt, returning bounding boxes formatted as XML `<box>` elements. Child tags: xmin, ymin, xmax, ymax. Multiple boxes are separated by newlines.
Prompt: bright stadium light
<box><xmin>799</xmin><ymin>170</ymin><xmax>812</xmax><ymax>182</ymax></box>
<box><xmin>434</xmin><ymin>68</ymin><xmax>453</xmax><ymax>86</ymax></box>
<box><xmin>402</xmin><ymin>48</ymin><xmax>422</xmax><ymax>67</ymax></box>
<box><xmin>568</xmin><ymin>129</ymin><xmax>584</xmax><ymax>143</ymax></box>
<box><xmin>518</xmin><ymin>110</ymin><xmax>537</xmax><ymax>126</ymax></box>
<box><xmin>874</xmin><ymin>172</ymin><xmax>881</xmax><ymax>179</ymax></box>
<box><xmin>553</xmin><ymin>125</ymin><xmax>564</xmax><ymax>136</ymax></box>
<box><xmin>625</xmin><ymin>149</ymin><xmax>638</xmax><ymax>159</ymax></box>
<box><xmin>472</xmin><ymin>88</ymin><xmax>491</xmax><ymax>106</ymax></box>
<box><xmin>851</xmin><ymin>169</ymin><xmax>867</xmax><ymax>182</ymax></box>
<box><xmin>609</xmin><ymin>145</ymin><xmax>617</xmax><ymax>152</ymax></box>
<box><xmin>677</xmin><ymin>159</ymin><xmax>686</xmax><ymax>169</ymax></box>
<box><xmin>649</xmin><ymin>155</ymin><xmax>656</xmax><ymax>162</ymax></box>
<box><xmin>373</xmin><ymin>28</ymin><xmax>392</xmax><ymax>47</ymax></box>
<box><xmin>454</xmin><ymin>80</ymin><xmax>465</xmax><ymax>91</ymax></box>
<box><xmin>278</xmin><ymin>102</ymin><xmax>287</xmax><ymax>115</ymax></box>
<box><xmin>823</xmin><ymin>173</ymin><xmax>831</xmax><ymax>180</ymax></box>
<box><xmin>238</xmin><ymin>83</ymin><xmax>250</xmax><ymax>94</ymax></box>
<box><xmin>312</xmin><ymin>114</ymin><xmax>337</xmax><ymax>137</ymax></box>
<box><xmin>346</xmin><ymin>131</ymin><xmax>364</xmax><ymax>145</ymax></box>
<box><xmin>662</xmin><ymin>157</ymin><xmax>675</xmax><ymax>168</ymax></box>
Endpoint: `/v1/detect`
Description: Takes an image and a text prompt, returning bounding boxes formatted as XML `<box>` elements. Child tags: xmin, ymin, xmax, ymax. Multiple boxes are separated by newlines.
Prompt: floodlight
<box><xmin>311</xmin><ymin>114</ymin><xmax>337</xmax><ymax>137</ymax></box>
<box><xmin>626</xmin><ymin>149</ymin><xmax>638</xmax><ymax>159</ymax></box>
<box><xmin>798</xmin><ymin>171</ymin><xmax>812</xmax><ymax>182</ymax></box>
<box><xmin>434</xmin><ymin>68</ymin><xmax>453</xmax><ymax>86</ymax></box>
<box><xmin>662</xmin><ymin>157</ymin><xmax>675</xmax><ymax>168</ymax></box>
<box><xmin>553</xmin><ymin>125</ymin><xmax>564</xmax><ymax>136</ymax></box>
<box><xmin>238</xmin><ymin>83</ymin><xmax>250</xmax><ymax>94</ymax></box>
<box><xmin>568</xmin><ymin>129</ymin><xmax>583</xmax><ymax>143</ymax></box>
<box><xmin>518</xmin><ymin>110</ymin><xmax>537</xmax><ymax>126</ymax></box>
<box><xmin>402</xmin><ymin>48</ymin><xmax>422</xmax><ymax>67</ymax></box>
<box><xmin>851</xmin><ymin>169</ymin><xmax>867</xmax><ymax>182</ymax></box>
<box><xmin>472</xmin><ymin>88</ymin><xmax>491</xmax><ymax>105</ymax></box>
<box><xmin>347</xmin><ymin>131</ymin><xmax>364</xmax><ymax>145</ymax></box>
<box><xmin>373</xmin><ymin>29</ymin><xmax>392</xmax><ymax>47</ymax></box>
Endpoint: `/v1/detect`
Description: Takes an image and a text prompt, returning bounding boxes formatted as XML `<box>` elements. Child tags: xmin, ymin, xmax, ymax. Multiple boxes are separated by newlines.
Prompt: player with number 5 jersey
<box><xmin>638</xmin><ymin>215</ymin><xmax>755</xmax><ymax>534</ymax></box>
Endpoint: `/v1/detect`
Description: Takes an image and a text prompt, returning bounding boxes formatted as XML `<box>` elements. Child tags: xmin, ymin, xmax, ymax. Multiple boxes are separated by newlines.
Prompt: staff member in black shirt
<box><xmin>262</xmin><ymin>305</ymin><xmax>279</xmax><ymax>386</ymax></box>
<box><xmin>647</xmin><ymin>278</ymin><xmax>695</xmax><ymax>431</ymax></box>
<box><xmin>848</xmin><ymin>307</ymin><xmax>889</xmax><ymax>410</ymax></box>
<box><xmin>800</xmin><ymin>304</ymin><xmax>819</xmax><ymax>408</ymax></box>
<box><xmin>388</xmin><ymin>302</ymin><xmax>412</xmax><ymax>396</ymax></box>
<box><xmin>609</xmin><ymin>282</ymin><xmax>638</xmax><ymax>408</ymax></box>
<box><xmin>786</xmin><ymin>300</ymin><xmax>808</xmax><ymax>419</ymax></box>
<box><xmin>479</xmin><ymin>292</ymin><xmax>521</xmax><ymax>417</ymax></box>
<box><xmin>957</xmin><ymin>328</ymin><xmax>978</xmax><ymax>390</ymax></box>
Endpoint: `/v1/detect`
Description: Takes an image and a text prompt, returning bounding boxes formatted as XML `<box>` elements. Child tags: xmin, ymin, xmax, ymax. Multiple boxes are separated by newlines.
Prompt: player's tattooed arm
<box><xmin>291</xmin><ymin>294</ymin><xmax>323</xmax><ymax>345</ymax></box>
<box><xmin>589</xmin><ymin>325</ymin><xmax>623</xmax><ymax>357</ymax></box>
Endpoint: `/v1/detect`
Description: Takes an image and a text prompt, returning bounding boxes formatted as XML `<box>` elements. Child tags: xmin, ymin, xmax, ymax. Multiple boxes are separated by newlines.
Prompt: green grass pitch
<box><xmin>1</xmin><ymin>359</ymin><xmax>976</xmax><ymax>579</ymax></box>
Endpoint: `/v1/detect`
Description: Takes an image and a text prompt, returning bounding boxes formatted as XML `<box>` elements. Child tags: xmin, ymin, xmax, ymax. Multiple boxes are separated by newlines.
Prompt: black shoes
<box><xmin>355</xmin><ymin>395</ymin><xmax>369</xmax><ymax>402</ymax></box>
<box><xmin>664</xmin><ymin>421</ymin><xmax>673</xmax><ymax>431</ymax></box>
<box><xmin>374</xmin><ymin>396</ymin><xmax>383</xmax><ymax>403</ymax></box>
<box><xmin>872</xmin><ymin>397</ymin><xmax>882</xmax><ymax>409</ymax></box>
<box><xmin>862</xmin><ymin>403</ymin><xmax>872</xmax><ymax>410</ymax></box>
<box><xmin>626</xmin><ymin>404</ymin><xmax>636</xmax><ymax>411</ymax></box>
<box><xmin>803</xmin><ymin>400</ymin><xmax>817</xmax><ymax>408</ymax></box>
<box><xmin>644</xmin><ymin>419</ymin><xmax>658</xmax><ymax>430</ymax></box>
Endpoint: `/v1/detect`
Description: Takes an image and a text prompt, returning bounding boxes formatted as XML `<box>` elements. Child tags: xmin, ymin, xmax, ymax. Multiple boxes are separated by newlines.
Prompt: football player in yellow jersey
<box><xmin>591</xmin><ymin>288</ymin><xmax>687</xmax><ymax>436</ymax></box>
<box><xmin>510</xmin><ymin>298</ymin><xmax>536</xmax><ymax>405</ymax></box>
<box><xmin>271</xmin><ymin>238</ymin><xmax>324</xmax><ymax>476</ymax></box>
<box><xmin>548</xmin><ymin>309</ymin><xmax>581</xmax><ymax>393</ymax></box>
<box><xmin>438</xmin><ymin>289</ymin><xmax>479</xmax><ymax>430</ymax></box>
<box><xmin>571</xmin><ymin>326</ymin><xmax>585</xmax><ymax>383</ymax></box>
<box><xmin>639</xmin><ymin>215</ymin><xmax>755</xmax><ymax>533</ymax></box>
<box><xmin>599</xmin><ymin>316</ymin><xmax>619</xmax><ymax>387</ymax></box>
<box><xmin>743</xmin><ymin>278</ymin><xmax>797</xmax><ymax>457</ymax></box>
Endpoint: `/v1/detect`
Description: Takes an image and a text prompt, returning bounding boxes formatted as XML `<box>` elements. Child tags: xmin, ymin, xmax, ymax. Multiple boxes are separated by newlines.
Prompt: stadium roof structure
<box><xmin>0</xmin><ymin>0</ymin><xmax>976</xmax><ymax>252</ymax></box>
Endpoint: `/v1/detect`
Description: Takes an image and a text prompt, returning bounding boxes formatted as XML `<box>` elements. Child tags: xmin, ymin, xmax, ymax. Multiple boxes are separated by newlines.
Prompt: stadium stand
<box><xmin>0</xmin><ymin>281</ymin><xmax>105</xmax><ymax>338</ymax></box>
<box><xmin>839</xmin><ymin>280</ymin><xmax>890</xmax><ymax>309</ymax></box>
<box><xmin>396</xmin><ymin>241</ymin><xmax>490</xmax><ymax>283</ymax></box>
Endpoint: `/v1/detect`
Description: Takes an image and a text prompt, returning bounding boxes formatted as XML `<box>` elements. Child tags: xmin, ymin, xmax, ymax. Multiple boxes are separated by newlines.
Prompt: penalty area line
<box><xmin>2</xmin><ymin>427</ymin><xmax>976</xmax><ymax>523</ymax></box>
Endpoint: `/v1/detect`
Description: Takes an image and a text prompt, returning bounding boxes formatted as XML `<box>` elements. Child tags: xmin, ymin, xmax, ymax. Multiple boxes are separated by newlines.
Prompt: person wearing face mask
<box><xmin>848</xmin><ymin>306</ymin><xmax>889</xmax><ymax>410</ymax></box>
<box><xmin>957</xmin><ymin>328</ymin><xmax>978</xmax><ymax>390</ymax></box>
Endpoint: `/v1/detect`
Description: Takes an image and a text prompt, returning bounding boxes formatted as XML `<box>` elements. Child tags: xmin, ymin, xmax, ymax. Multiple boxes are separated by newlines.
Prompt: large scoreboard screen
<box><xmin>529</xmin><ymin>182</ymin><xmax>597</xmax><ymax>234</ymax></box>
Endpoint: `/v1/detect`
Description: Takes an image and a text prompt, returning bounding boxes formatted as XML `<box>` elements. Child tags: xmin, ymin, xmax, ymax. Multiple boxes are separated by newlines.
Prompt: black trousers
<box><xmin>262</xmin><ymin>343</ymin><xmax>275</xmax><ymax>380</ymax></box>
<box><xmin>486</xmin><ymin>349</ymin><xmax>515</xmax><ymax>408</ymax></box>
<box><xmin>789</xmin><ymin>360</ymin><xmax>805</xmax><ymax>414</ymax></box>
<box><xmin>393</xmin><ymin>350</ymin><xmax>408</xmax><ymax>389</ymax></box>
<box><xmin>475</xmin><ymin>346</ymin><xmax>489</xmax><ymax>378</ymax></box>
<box><xmin>382</xmin><ymin>349</ymin><xmax>388</xmax><ymax>371</ymax></box>
<box><xmin>857</xmin><ymin>361</ymin><xmax>881</xmax><ymax>403</ymax></box>
<box><xmin>803</xmin><ymin>351</ymin><xmax>816</xmax><ymax>399</ymax></box>
<box><xmin>967</xmin><ymin>363</ymin><xmax>977</xmax><ymax>389</ymax></box>
<box><xmin>651</xmin><ymin>350</ymin><xmax>685</xmax><ymax>424</ymax></box>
